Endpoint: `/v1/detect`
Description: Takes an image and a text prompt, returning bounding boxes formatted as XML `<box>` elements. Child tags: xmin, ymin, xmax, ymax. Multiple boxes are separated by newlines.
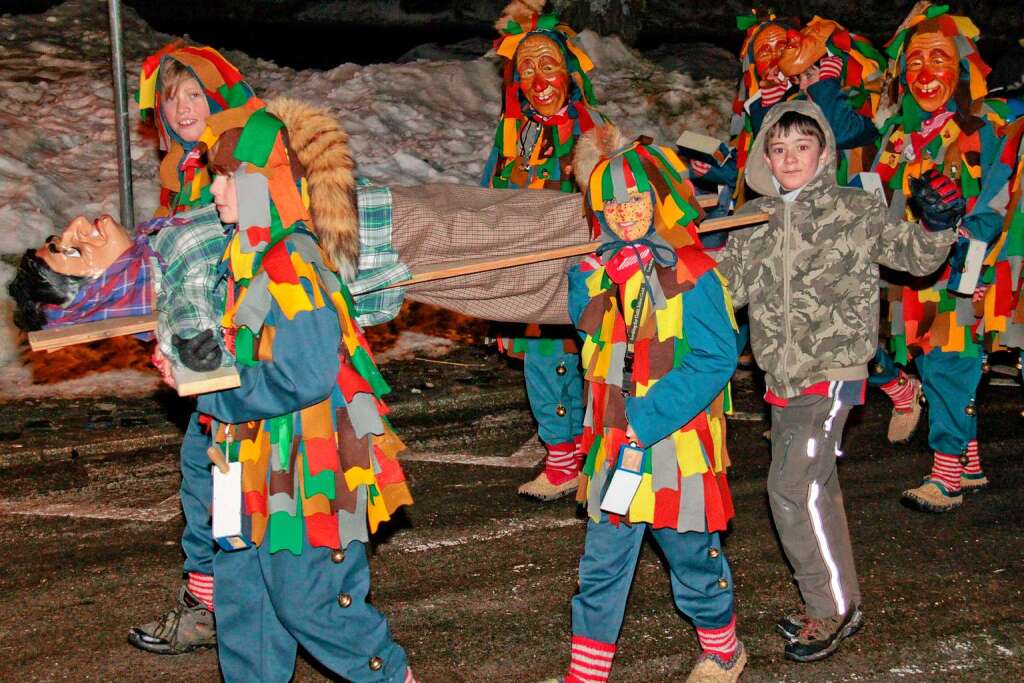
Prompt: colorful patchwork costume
<box><xmin>554</xmin><ymin>130</ymin><xmax>743</xmax><ymax>683</ymax></box>
<box><xmin>195</xmin><ymin>109</ymin><xmax>414</xmax><ymax>682</ymax></box>
<box><xmin>481</xmin><ymin>1</ymin><xmax>609</xmax><ymax>500</ymax></box>
<box><xmin>869</xmin><ymin>8</ymin><xmax>1011</xmax><ymax>512</ymax></box>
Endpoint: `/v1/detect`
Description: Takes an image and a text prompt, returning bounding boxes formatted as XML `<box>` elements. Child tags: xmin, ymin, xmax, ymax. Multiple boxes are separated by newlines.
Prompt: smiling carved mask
<box><xmin>516</xmin><ymin>34</ymin><xmax>570</xmax><ymax>118</ymax></box>
<box><xmin>778</xmin><ymin>19</ymin><xmax>838</xmax><ymax>77</ymax></box>
<box><xmin>753</xmin><ymin>24</ymin><xmax>789</xmax><ymax>85</ymax></box>
<box><xmin>36</xmin><ymin>214</ymin><xmax>133</xmax><ymax>278</ymax></box>
<box><xmin>905</xmin><ymin>30</ymin><xmax>960</xmax><ymax>113</ymax></box>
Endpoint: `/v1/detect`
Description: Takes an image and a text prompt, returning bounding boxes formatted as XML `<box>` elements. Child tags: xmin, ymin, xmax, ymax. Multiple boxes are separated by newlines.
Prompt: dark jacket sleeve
<box><xmin>806</xmin><ymin>79</ymin><xmax>879</xmax><ymax>149</ymax></box>
<box><xmin>625</xmin><ymin>270</ymin><xmax>737</xmax><ymax>446</ymax></box>
<box><xmin>197</xmin><ymin>284</ymin><xmax>341</xmax><ymax>423</ymax></box>
<box><xmin>699</xmin><ymin>155</ymin><xmax>739</xmax><ymax>188</ymax></box>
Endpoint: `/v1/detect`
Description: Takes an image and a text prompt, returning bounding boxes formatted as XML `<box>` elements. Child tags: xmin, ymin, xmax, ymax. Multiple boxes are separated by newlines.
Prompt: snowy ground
<box><xmin>0</xmin><ymin>0</ymin><xmax>733</xmax><ymax>397</ymax></box>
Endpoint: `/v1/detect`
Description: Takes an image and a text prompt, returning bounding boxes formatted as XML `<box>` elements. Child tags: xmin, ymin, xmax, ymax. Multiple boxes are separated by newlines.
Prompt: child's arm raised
<box><xmin>625</xmin><ymin>270</ymin><xmax>738</xmax><ymax>447</ymax></box>
<box><xmin>866</xmin><ymin>176</ymin><xmax>960</xmax><ymax>276</ymax></box>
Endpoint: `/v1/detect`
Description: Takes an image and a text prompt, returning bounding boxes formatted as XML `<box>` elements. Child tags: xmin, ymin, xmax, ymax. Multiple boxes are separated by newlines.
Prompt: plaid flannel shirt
<box><xmin>142</xmin><ymin>204</ymin><xmax>231</xmax><ymax>364</ymax></box>
<box><xmin>348</xmin><ymin>181</ymin><xmax>409</xmax><ymax>326</ymax></box>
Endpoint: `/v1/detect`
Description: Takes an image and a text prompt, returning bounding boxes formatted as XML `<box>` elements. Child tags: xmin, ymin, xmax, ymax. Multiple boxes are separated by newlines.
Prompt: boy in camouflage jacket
<box><xmin>715</xmin><ymin>99</ymin><xmax>961</xmax><ymax>662</ymax></box>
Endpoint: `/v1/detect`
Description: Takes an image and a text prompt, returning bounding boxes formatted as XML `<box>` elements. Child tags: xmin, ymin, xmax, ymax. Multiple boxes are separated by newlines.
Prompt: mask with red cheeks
<box><xmin>752</xmin><ymin>24</ymin><xmax>788</xmax><ymax>84</ymax></box>
<box><xmin>778</xmin><ymin>19</ymin><xmax>837</xmax><ymax>77</ymax></box>
<box><xmin>515</xmin><ymin>34</ymin><xmax>570</xmax><ymax>118</ymax></box>
<box><xmin>905</xmin><ymin>30</ymin><xmax>960</xmax><ymax>113</ymax></box>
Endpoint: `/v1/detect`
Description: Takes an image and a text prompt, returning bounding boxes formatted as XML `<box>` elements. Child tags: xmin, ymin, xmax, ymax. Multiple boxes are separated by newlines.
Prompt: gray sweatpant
<box><xmin>768</xmin><ymin>391</ymin><xmax>861</xmax><ymax>619</ymax></box>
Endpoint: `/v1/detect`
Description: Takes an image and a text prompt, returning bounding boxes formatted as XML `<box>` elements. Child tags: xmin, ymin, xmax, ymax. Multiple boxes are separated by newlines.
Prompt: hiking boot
<box><xmin>127</xmin><ymin>586</ymin><xmax>216</xmax><ymax>654</ymax></box>
<box><xmin>784</xmin><ymin>608</ymin><xmax>863</xmax><ymax>662</ymax></box>
<box><xmin>777</xmin><ymin>605</ymin><xmax>864</xmax><ymax>642</ymax></box>
<box><xmin>901</xmin><ymin>478</ymin><xmax>963</xmax><ymax>513</ymax></box>
<box><xmin>686</xmin><ymin>641</ymin><xmax>747</xmax><ymax>682</ymax></box>
<box><xmin>960</xmin><ymin>472</ymin><xmax>989</xmax><ymax>494</ymax></box>
<box><xmin>517</xmin><ymin>471</ymin><xmax>578</xmax><ymax>501</ymax></box>
<box><xmin>887</xmin><ymin>378</ymin><xmax>924</xmax><ymax>443</ymax></box>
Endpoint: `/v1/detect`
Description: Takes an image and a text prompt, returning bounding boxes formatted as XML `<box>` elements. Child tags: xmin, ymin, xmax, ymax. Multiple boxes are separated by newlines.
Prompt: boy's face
<box><xmin>163</xmin><ymin>76</ymin><xmax>211</xmax><ymax>142</ymax></box>
<box><xmin>36</xmin><ymin>214</ymin><xmax>132</xmax><ymax>277</ymax></box>
<box><xmin>210</xmin><ymin>173</ymin><xmax>239</xmax><ymax>224</ymax></box>
<box><xmin>603</xmin><ymin>188</ymin><xmax>654</xmax><ymax>242</ymax></box>
<box><xmin>764</xmin><ymin>129</ymin><xmax>827</xmax><ymax>191</ymax></box>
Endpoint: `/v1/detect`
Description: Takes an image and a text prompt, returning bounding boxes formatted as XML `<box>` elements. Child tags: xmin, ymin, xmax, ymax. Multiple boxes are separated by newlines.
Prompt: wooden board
<box><xmin>173</xmin><ymin>365</ymin><xmax>241</xmax><ymax>397</ymax></box>
<box><xmin>388</xmin><ymin>210</ymin><xmax>769</xmax><ymax>290</ymax></box>
<box><xmin>28</xmin><ymin>313</ymin><xmax>159</xmax><ymax>352</ymax></box>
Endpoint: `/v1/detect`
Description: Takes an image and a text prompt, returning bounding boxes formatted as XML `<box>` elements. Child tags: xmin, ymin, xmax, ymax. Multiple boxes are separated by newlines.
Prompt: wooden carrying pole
<box><xmin>26</xmin><ymin>209</ymin><xmax>767</xmax><ymax>353</ymax></box>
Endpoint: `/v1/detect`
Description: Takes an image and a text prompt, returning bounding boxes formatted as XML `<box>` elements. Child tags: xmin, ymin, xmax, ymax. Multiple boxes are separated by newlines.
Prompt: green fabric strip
<box><xmin>234</xmin><ymin>109</ymin><xmax>284</xmax><ymax>167</ymax></box>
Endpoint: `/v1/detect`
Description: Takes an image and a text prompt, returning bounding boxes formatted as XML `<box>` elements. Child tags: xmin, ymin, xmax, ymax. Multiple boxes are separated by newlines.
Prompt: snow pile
<box><xmin>0</xmin><ymin>0</ymin><xmax>733</xmax><ymax>396</ymax></box>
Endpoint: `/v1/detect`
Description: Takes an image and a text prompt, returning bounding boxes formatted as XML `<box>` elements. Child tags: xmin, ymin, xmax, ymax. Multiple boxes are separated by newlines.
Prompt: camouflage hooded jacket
<box><xmin>715</xmin><ymin>100</ymin><xmax>956</xmax><ymax>398</ymax></box>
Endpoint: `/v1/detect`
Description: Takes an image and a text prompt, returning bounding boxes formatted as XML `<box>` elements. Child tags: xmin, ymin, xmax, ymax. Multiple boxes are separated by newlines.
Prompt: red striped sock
<box><xmin>544</xmin><ymin>441</ymin><xmax>579</xmax><ymax>485</ymax></box>
<box><xmin>187</xmin><ymin>572</ymin><xmax>214</xmax><ymax>612</ymax></box>
<box><xmin>963</xmin><ymin>440</ymin><xmax>981</xmax><ymax>475</ymax></box>
<box><xmin>403</xmin><ymin>668</ymin><xmax>417</xmax><ymax>683</ymax></box>
<box><xmin>697</xmin><ymin>615</ymin><xmax>738</xmax><ymax>659</ymax></box>
<box><xmin>880</xmin><ymin>371</ymin><xmax>916</xmax><ymax>411</ymax></box>
<box><xmin>573</xmin><ymin>434</ymin><xmax>586</xmax><ymax>470</ymax></box>
<box><xmin>930</xmin><ymin>452</ymin><xmax>962</xmax><ymax>493</ymax></box>
<box><xmin>566</xmin><ymin>635</ymin><xmax>615</xmax><ymax>683</ymax></box>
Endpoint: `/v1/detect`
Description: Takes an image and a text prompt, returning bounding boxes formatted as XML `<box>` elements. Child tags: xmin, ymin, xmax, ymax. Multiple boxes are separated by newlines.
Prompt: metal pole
<box><xmin>108</xmin><ymin>0</ymin><xmax>135</xmax><ymax>227</ymax></box>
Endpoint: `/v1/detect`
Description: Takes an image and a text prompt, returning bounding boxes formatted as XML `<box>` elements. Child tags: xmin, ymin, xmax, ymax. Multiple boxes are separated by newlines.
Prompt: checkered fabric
<box><xmin>348</xmin><ymin>182</ymin><xmax>410</xmax><ymax>326</ymax></box>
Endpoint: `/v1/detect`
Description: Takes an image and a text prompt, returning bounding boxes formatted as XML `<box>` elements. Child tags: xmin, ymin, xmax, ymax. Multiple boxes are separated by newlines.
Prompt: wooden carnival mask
<box><xmin>516</xmin><ymin>33</ymin><xmax>570</xmax><ymax>118</ymax></box>
<box><xmin>778</xmin><ymin>18</ymin><xmax>838</xmax><ymax>77</ymax></box>
<box><xmin>905</xmin><ymin>30</ymin><xmax>960</xmax><ymax>113</ymax></box>
<box><xmin>753</xmin><ymin>24</ymin><xmax>789</xmax><ymax>84</ymax></box>
<box><xmin>36</xmin><ymin>214</ymin><xmax>133</xmax><ymax>277</ymax></box>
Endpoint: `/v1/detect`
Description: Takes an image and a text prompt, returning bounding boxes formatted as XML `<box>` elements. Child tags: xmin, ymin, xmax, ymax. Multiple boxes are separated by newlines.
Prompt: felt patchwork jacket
<box><xmin>716</xmin><ymin>101</ymin><xmax>956</xmax><ymax>399</ymax></box>
<box><xmin>567</xmin><ymin>247</ymin><xmax>738</xmax><ymax>533</ymax></box>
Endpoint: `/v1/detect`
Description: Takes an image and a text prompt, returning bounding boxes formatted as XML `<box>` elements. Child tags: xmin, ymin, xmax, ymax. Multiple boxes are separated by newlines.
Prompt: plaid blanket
<box><xmin>348</xmin><ymin>181</ymin><xmax>410</xmax><ymax>326</ymax></box>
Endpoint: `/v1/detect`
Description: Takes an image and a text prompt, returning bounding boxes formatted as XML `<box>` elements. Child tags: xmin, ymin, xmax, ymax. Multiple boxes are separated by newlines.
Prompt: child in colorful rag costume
<box><xmin>481</xmin><ymin>0</ymin><xmax>609</xmax><ymax>501</ymax></box>
<box><xmin>868</xmin><ymin>8</ymin><xmax>1012</xmax><ymax>513</ymax></box>
<box><xmin>547</xmin><ymin>128</ymin><xmax>744</xmax><ymax>683</ymax></box>
<box><xmin>196</xmin><ymin>110</ymin><xmax>415</xmax><ymax>682</ymax></box>
<box><xmin>716</xmin><ymin>100</ymin><xmax>961</xmax><ymax>662</ymax></box>
<box><xmin>129</xmin><ymin>44</ymin><xmax>263</xmax><ymax>654</ymax></box>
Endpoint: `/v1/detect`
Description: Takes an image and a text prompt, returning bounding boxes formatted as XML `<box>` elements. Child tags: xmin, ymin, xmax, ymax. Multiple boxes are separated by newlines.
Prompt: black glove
<box><xmin>172</xmin><ymin>329</ymin><xmax>223</xmax><ymax>372</ymax></box>
<box><xmin>909</xmin><ymin>169</ymin><xmax>966</xmax><ymax>232</ymax></box>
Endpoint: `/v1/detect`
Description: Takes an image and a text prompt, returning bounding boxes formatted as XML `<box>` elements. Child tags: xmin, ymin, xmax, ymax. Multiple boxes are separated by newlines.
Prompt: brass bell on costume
<box><xmin>965</xmin><ymin>402</ymin><xmax>976</xmax><ymax>416</ymax></box>
<box><xmin>331</xmin><ymin>549</ymin><xmax>345</xmax><ymax>564</ymax></box>
<box><xmin>337</xmin><ymin>593</ymin><xmax>353</xmax><ymax>608</ymax></box>
<box><xmin>872</xmin><ymin>363</ymin><xmax>885</xmax><ymax>375</ymax></box>
<box><xmin>717</xmin><ymin>578</ymin><xmax>729</xmax><ymax>589</ymax></box>
<box><xmin>369</xmin><ymin>656</ymin><xmax>384</xmax><ymax>671</ymax></box>
<box><xmin>708</xmin><ymin>548</ymin><xmax>720</xmax><ymax>559</ymax></box>
<box><xmin>556</xmin><ymin>362</ymin><xmax>567</xmax><ymax>376</ymax></box>
<box><xmin>556</xmin><ymin>404</ymin><xmax>567</xmax><ymax>417</ymax></box>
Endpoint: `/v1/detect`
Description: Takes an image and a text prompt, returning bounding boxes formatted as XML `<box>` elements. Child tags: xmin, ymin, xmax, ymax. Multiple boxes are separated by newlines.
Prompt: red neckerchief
<box><xmin>605</xmin><ymin>244</ymin><xmax>653</xmax><ymax>285</ymax></box>
<box><xmin>910</xmin><ymin>110</ymin><xmax>956</xmax><ymax>154</ymax></box>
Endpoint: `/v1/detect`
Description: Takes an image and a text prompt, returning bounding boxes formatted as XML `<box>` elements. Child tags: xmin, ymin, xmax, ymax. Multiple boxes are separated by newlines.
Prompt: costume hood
<box><xmin>744</xmin><ymin>99</ymin><xmax>838</xmax><ymax>198</ymax></box>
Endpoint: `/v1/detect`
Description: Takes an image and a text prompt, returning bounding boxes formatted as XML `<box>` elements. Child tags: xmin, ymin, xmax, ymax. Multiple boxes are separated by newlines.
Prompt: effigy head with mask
<box><xmin>884</xmin><ymin>8</ymin><xmax>991</xmax><ymax>131</ymax></box>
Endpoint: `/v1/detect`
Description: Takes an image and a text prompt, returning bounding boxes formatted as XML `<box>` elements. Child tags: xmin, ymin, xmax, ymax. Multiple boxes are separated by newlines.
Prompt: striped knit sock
<box><xmin>544</xmin><ymin>441</ymin><xmax>579</xmax><ymax>485</ymax></box>
<box><xmin>403</xmin><ymin>667</ymin><xmax>417</xmax><ymax>683</ymax></box>
<box><xmin>963</xmin><ymin>440</ymin><xmax>982</xmax><ymax>475</ymax></box>
<box><xmin>566</xmin><ymin>635</ymin><xmax>615</xmax><ymax>683</ymax></box>
<box><xmin>930</xmin><ymin>452</ymin><xmax>963</xmax><ymax>493</ymax></box>
<box><xmin>880</xmin><ymin>371</ymin><xmax>916</xmax><ymax>411</ymax></box>
<box><xmin>573</xmin><ymin>434</ymin><xmax>586</xmax><ymax>470</ymax></box>
<box><xmin>186</xmin><ymin>572</ymin><xmax>214</xmax><ymax>611</ymax></box>
<box><xmin>696</xmin><ymin>615</ymin><xmax>739</xmax><ymax>660</ymax></box>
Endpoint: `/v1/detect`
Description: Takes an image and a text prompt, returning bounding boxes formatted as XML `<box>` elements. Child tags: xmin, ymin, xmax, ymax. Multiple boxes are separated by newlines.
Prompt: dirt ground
<box><xmin>0</xmin><ymin>344</ymin><xmax>1021</xmax><ymax>682</ymax></box>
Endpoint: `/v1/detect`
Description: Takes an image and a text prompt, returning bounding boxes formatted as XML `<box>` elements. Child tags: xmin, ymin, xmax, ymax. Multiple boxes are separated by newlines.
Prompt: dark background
<box><xmin>2</xmin><ymin>0</ymin><xmax>1022</xmax><ymax>87</ymax></box>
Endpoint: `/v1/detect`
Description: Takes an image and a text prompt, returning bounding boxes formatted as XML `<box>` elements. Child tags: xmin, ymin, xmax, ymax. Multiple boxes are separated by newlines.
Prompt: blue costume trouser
<box><xmin>215</xmin><ymin>539</ymin><xmax>409</xmax><ymax>683</ymax></box>
<box><xmin>915</xmin><ymin>349</ymin><xmax>981</xmax><ymax>455</ymax></box>
<box><xmin>868</xmin><ymin>345</ymin><xmax>900</xmax><ymax>387</ymax></box>
<box><xmin>522</xmin><ymin>340</ymin><xmax>585</xmax><ymax>446</ymax></box>
<box><xmin>571</xmin><ymin>519</ymin><xmax>734</xmax><ymax>644</ymax></box>
<box><xmin>180</xmin><ymin>411</ymin><xmax>215</xmax><ymax>576</ymax></box>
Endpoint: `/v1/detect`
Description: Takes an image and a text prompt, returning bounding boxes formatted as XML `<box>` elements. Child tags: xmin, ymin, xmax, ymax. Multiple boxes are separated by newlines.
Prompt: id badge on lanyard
<box><xmin>600</xmin><ymin>442</ymin><xmax>645</xmax><ymax>515</ymax></box>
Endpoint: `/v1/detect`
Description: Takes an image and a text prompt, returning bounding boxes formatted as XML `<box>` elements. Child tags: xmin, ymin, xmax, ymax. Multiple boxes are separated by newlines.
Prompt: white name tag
<box><xmin>212</xmin><ymin>460</ymin><xmax>250</xmax><ymax>552</ymax></box>
<box><xmin>600</xmin><ymin>443</ymin><xmax>645</xmax><ymax>516</ymax></box>
<box><xmin>951</xmin><ymin>238</ymin><xmax>987</xmax><ymax>295</ymax></box>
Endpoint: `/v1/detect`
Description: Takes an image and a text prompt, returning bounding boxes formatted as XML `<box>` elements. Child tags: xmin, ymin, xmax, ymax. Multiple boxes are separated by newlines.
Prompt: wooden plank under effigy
<box><xmin>27</xmin><ymin>313</ymin><xmax>159</xmax><ymax>353</ymax></box>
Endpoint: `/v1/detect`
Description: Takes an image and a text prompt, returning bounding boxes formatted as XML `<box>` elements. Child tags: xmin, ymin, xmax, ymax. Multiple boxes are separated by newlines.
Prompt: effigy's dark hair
<box><xmin>8</xmin><ymin>249</ymin><xmax>83</xmax><ymax>331</ymax></box>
